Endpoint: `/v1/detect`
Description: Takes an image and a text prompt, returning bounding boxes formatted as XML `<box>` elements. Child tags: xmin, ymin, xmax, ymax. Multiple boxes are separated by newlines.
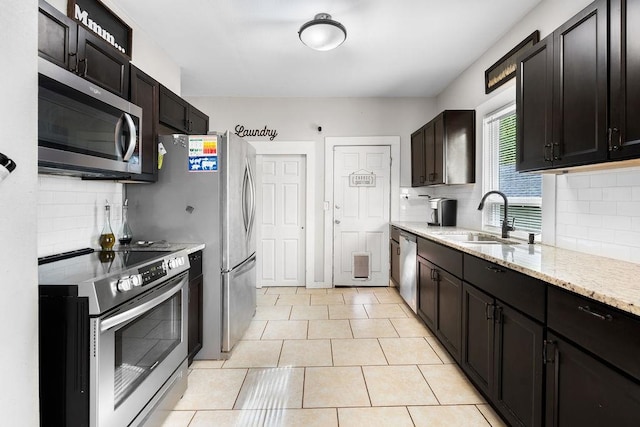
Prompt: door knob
<box><xmin>335</xmin><ymin>205</ymin><xmax>341</xmax><ymax>209</ymax></box>
<box><xmin>335</xmin><ymin>220</ymin><xmax>341</xmax><ymax>224</ymax></box>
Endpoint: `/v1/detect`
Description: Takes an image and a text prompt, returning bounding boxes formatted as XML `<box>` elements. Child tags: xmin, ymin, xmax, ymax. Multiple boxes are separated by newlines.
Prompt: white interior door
<box><xmin>257</xmin><ymin>155</ymin><xmax>306</xmax><ymax>287</ymax></box>
<box><xmin>333</xmin><ymin>146</ymin><xmax>390</xmax><ymax>286</ymax></box>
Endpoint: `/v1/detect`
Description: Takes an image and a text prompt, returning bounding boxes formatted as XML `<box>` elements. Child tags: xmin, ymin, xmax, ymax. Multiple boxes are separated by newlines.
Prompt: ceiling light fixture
<box><xmin>298</xmin><ymin>13</ymin><xmax>347</xmax><ymax>51</ymax></box>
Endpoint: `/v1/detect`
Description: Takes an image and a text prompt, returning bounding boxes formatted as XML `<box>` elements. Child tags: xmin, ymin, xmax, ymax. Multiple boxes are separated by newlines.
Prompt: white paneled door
<box><xmin>333</xmin><ymin>146</ymin><xmax>391</xmax><ymax>286</ymax></box>
<box><xmin>258</xmin><ymin>155</ymin><xmax>306</xmax><ymax>287</ymax></box>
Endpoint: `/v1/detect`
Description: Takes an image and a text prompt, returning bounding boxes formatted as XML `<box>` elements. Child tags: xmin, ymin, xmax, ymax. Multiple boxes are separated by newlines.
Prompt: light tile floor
<box><xmin>162</xmin><ymin>286</ymin><xmax>507</xmax><ymax>427</ymax></box>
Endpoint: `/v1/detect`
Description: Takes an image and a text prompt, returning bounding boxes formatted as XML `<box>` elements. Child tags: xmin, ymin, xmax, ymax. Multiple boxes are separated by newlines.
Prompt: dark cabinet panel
<box><xmin>463</xmin><ymin>254</ymin><xmax>546</xmax><ymax>323</ymax></box>
<box><xmin>188</xmin><ymin>274</ymin><xmax>203</xmax><ymax>365</ymax></box>
<box><xmin>410</xmin><ymin>110</ymin><xmax>475</xmax><ymax>186</ymax></box>
<box><xmin>545</xmin><ymin>332</ymin><xmax>640</xmax><ymax>427</ymax></box>
<box><xmin>38</xmin><ymin>0</ymin><xmax>77</xmax><ymax>70</ymax></box>
<box><xmin>417</xmin><ymin>256</ymin><xmax>436</xmax><ymax>331</ymax></box>
<box><xmin>129</xmin><ymin>65</ymin><xmax>159</xmax><ymax>182</ymax></box>
<box><xmin>38</xmin><ymin>0</ymin><xmax>130</xmax><ymax>98</ymax></box>
<box><xmin>552</xmin><ymin>0</ymin><xmax>608</xmax><ymax>168</ymax></box>
<box><xmin>610</xmin><ymin>0</ymin><xmax>640</xmax><ymax>159</ymax></box>
<box><xmin>189</xmin><ymin>105</ymin><xmax>210</xmax><ymax>135</ymax></box>
<box><xmin>187</xmin><ymin>251</ymin><xmax>203</xmax><ymax>365</ymax></box>
<box><xmin>436</xmin><ymin>268</ymin><xmax>462</xmax><ymax>362</ymax></box>
<box><xmin>493</xmin><ymin>303</ymin><xmax>544</xmax><ymax>427</ymax></box>
<box><xmin>516</xmin><ymin>36</ymin><xmax>554</xmax><ymax>171</ymax></box>
<box><xmin>76</xmin><ymin>27</ymin><xmax>130</xmax><ymax>98</ymax></box>
<box><xmin>159</xmin><ymin>85</ymin><xmax>209</xmax><ymax>135</ymax></box>
<box><xmin>423</xmin><ymin>121</ymin><xmax>437</xmax><ymax>184</ymax></box>
<box><xmin>461</xmin><ymin>282</ymin><xmax>494</xmax><ymax>396</ymax></box>
<box><xmin>548</xmin><ymin>286</ymin><xmax>640</xmax><ymax>382</ymax></box>
<box><xmin>418</xmin><ymin>237</ymin><xmax>463</xmax><ymax>278</ymax></box>
<box><xmin>411</xmin><ymin>127</ymin><xmax>426</xmax><ymax>186</ymax></box>
<box><xmin>390</xmin><ymin>239</ymin><xmax>400</xmax><ymax>287</ymax></box>
<box><xmin>159</xmin><ymin>85</ymin><xmax>190</xmax><ymax>133</ymax></box>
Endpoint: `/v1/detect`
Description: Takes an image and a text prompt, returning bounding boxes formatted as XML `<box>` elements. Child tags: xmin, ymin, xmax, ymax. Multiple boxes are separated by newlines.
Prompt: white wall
<box><xmin>0</xmin><ymin>1</ymin><xmax>39</xmax><ymax>425</ymax></box>
<box><xmin>188</xmin><ymin>96</ymin><xmax>436</xmax><ymax>282</ymax></box>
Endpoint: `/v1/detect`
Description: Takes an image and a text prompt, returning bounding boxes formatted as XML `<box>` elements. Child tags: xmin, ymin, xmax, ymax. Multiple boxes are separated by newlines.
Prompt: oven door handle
<box><xmin>100</xmin><ymin>274</ymin><xmax>187</xmax><ymax>332</ymax></box>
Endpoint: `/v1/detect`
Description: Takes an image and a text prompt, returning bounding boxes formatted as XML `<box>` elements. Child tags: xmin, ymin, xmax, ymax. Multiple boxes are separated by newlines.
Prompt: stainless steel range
<box><xmin>39</xmin><ymin>248</ymin><xmax>190</xmax><ymax>427</ymax></box>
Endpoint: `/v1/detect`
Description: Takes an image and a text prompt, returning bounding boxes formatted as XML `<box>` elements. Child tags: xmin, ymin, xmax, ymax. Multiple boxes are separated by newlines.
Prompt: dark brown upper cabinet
<box><xmin>128</xmin><ymin>65</ymin><xmax>160</xmax><ymax>182</ymax></box>
<box><xmin>411</xmin><ymin>110</ymin><xmax>475</xmax><ymax>186</ymax></box>
<box><xmin>411</xmin><ymin>127</ymin><xmax>426</xmax><ymax>186</ymax></box>
<box><xmin>159</xmin><ymin>85</ymin><xmax>209</xmax><ymax>135</ymax></box>
<box><xmin>517</xmin><ymin>0</ymin><xmax>640</xmax><ymax>172</ymax></box>
<box><xmin>609</xmin><ymin>0</ymin><xmax>640</xmax><ymax>160</ymax></box>
<box><xmin>38</xmin><ymin>0</ymin><xmax>130</xmax><ymax>99</ymax></box>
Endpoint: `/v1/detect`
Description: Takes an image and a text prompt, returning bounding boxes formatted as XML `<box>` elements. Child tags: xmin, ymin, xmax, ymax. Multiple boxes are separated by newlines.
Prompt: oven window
<box><xmin>113</xmin><ymin>291</ymin><xmax>181</xmax><ymax>408</ymax></box>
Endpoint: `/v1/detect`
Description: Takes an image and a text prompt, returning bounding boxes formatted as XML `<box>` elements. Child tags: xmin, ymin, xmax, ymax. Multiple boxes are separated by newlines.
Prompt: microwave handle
<box><xmin>122</xmin><ymin>113</ymin><xmax>137</xmax><ymax>161</ymax></box>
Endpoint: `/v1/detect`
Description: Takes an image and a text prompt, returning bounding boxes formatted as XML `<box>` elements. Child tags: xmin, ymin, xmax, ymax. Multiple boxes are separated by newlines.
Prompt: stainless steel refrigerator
<box><xmin>127</xmin><ymin>131</ymin><xmax>256</xmax><ymax>359</ymax></box>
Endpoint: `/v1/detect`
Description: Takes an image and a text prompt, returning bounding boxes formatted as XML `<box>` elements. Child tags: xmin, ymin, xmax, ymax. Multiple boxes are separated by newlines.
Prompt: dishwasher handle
<box><xmin>399</xmin><ymin>232</ymin><xmax>417</xmax><ymax>243</ymax></box>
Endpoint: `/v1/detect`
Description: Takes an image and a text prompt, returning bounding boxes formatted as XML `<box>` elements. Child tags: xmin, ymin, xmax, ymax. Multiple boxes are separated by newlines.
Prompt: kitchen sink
<box><xmin>433</xmin><ymin>232</ymin><xmax>520</xmax><ymax>245</ymax></box>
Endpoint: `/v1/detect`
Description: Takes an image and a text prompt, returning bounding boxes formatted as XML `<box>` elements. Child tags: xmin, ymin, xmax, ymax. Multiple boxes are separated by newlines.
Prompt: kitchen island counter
<box><xmin>392</xmin><ymin>221</ymin><xmax>640</xmax><ymax>317</ymax></box>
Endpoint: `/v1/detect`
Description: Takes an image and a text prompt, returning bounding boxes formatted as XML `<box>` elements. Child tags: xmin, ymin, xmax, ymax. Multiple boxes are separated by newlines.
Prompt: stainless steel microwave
<box><xmin>38</xmin><ymin>57</ymin><xmax>142</xmax><ymax>177</ymax></box>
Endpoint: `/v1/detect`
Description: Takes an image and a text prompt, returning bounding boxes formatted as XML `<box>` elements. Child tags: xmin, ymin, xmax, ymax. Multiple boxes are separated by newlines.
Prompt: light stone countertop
<box><xmin>108</xmin><ymin>242</ymin><xmax>205</xmax><ymax>254</ymax></box>
<box><xmin>392</xmin><ymin>221</ymin><xmax>640</xmax><ymax>318</ymax></box>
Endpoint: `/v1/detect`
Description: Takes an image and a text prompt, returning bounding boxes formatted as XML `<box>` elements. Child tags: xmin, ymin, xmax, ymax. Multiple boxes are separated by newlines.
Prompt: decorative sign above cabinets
<box><xmin>68</xmin><ymin>0</ymin><xmax>132</xmax><ymax>57</ymax></box>
<box><xmin>485</xmin><ymin>30</ymin><xmax>539</xmax><ymax>94</ymax></box>
<box><xmin>234</xmin><ymin>125</ymin><xmax>278</xmax><ymax>141</ymax></box>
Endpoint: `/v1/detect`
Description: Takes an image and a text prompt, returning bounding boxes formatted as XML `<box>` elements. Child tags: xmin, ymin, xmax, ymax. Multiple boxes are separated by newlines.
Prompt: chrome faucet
<box><xmin>477</xmin><ymin>190</ymin><xmax>515</xmax><ymax>238</ymax></box>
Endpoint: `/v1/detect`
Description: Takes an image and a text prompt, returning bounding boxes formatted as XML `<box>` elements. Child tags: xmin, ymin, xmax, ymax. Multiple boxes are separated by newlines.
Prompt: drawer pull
<box><xmin>486</xmin><ymin>266</ymin><xmax>505</xmax><ymax>273</ymax></box>
<box><xmin>578</xmin><ymin>305</ymin><xmax>613</xmax><ymax>321</ymax></box>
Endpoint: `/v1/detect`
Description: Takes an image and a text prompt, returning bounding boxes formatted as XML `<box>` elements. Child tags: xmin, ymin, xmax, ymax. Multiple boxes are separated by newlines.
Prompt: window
<box><xmin>483</xmin><ymin>104</ymin><xmax>542</xmax><ymax>234</ymax></box>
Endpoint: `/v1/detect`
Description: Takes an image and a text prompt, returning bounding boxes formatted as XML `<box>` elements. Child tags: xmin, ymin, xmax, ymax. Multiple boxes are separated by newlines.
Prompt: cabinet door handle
<box><xmin>494</xmin><ymin>305</ymin><xmax>503</xmax><ymax>324</ymax></box>
<box><xmin>78</xmin><ymin>58</ymin><xmax>86</xmax><ymax>76</ymax></box>
<box><xmin>397</xmin><ymin>246</ymin><xmax>400</xmax><ymax>255</ymax></box>
<box><xmin>609</xmin><ymin>127</ymin><xmax>621</xmax><ymax>151</ymax></box>
<box><xmin>68</xmin><ymin>52</ymin><xmax>78</xmax><ymax>73</ymax></box>
<box><xmin>578</xmin><ymin>305</ymin><xmax>613</xmax><ymax>321</ymax></box>
<box><xmin>544</xmin><ymin>143</ymin><xmax>552</xmax><ymax>162</ymax></box>
<box><xmin>485</xmin><ymin>303</ymin><xmax>494</xmax><ymax>320</ymax></box>
<box><xmin>485</xmin><ymin>265</ymin><xmax>505</xmax><ymax>274</ymax></box>
<box><xmin>552</xmin><ymin>142</ymin><xmax>561</xmax><ymax>161</ymax></box>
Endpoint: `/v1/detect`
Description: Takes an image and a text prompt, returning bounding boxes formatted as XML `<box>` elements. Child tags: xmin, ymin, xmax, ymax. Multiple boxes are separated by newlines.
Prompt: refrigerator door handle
<box><xmin>246</xmin><ymin>159</ymin><xmax>256</xmax><ymax>241</ymax></box>
<box><xmin>241</xmin><ymin>165</ymin><xmax>249</xmax><ymax>233</ymax></box>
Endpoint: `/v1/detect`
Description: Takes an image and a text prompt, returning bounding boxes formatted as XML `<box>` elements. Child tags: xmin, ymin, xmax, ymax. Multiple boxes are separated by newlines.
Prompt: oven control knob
<box><xmin>168</xmin><ymin>257</ymin><xmax>183</xmax><ymax>270</ymax></box>
<box><xmin>116</xmin><ymin>277</ymin><xmax>132</xmax><ymax>292</ymax></box>
<box><xmin>130</xmin><ymin>274</ymin><xmax>143</xmax><ymax>287</ymax></box>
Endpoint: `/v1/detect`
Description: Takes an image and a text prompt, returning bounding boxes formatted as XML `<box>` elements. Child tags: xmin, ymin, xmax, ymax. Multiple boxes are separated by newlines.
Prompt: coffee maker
<box><xmin>428</xmin><ymin>198</ymin><xmax>457</xmax><ymax>226</ymax></box>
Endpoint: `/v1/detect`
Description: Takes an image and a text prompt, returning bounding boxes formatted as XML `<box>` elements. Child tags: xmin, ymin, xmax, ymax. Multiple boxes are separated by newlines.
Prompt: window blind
<box><xmin>484</xmin><ymin>104</ymin><xmax>542</xmax><ymax>233</ymax></box>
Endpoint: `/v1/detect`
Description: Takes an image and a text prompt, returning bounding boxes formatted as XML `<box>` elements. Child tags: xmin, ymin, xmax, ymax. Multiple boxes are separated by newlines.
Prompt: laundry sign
<box><xmin>349</xmin><ymin>170</ymin><xmax>376</xmax><ymax>187</ymax></box>
<box><xmin>68</xmin><ymin>0</ymin><xmax>132</xmax><ymax>57</ymax></box>
<box><xmin>234</xmin><ymin>125</ymin><xmax>278</xmax><ymax>141</ymax></box>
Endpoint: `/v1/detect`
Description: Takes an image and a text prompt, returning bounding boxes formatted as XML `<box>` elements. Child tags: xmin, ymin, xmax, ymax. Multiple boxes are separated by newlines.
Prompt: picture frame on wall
<box><xmin>68</xmin><ymin>0</ymin><xmax>132</xmax><ymax>58</ymax></box>
<box><xmin>485</xmin><ymin>30</ymin><xmax>539</xmax><ymax>94</ymax></box>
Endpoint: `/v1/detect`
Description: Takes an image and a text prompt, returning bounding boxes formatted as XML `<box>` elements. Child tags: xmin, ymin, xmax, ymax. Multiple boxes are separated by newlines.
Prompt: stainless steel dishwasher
<box><xmin>399</xmin><ymin>231</ymin><xmax>417</xmax><ymax>313</ymax></box>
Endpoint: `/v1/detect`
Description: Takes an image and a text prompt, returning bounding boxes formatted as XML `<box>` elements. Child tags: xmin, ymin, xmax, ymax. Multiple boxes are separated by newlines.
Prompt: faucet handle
<box><xmin>503</xmin><ymin>217</ymin><xmax>516</xmax><ymax>232</ymax></box>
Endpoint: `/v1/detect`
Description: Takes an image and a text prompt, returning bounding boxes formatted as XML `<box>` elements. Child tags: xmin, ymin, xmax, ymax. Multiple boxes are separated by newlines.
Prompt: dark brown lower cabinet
<box><xmin>461</xmin><ymin>282</ymin><xmax>543</xmax><ymax>427</ymax></box>
<box><xmin>187</xmin><ymin>251</ymin><xmax>203</xmax><ymax>365</ymax></box>
<box><xmin>545</xmin><ymin>332</ymin><xmax>640</xmax><ymax>426</ymax></box>
<box><xmin>390</xmin><ymin>239</ymin><xmax>400</xmax><ymax>287</ymax></box>
<box><xmin>494</xmin><ymin>303</ymin><xmax>544</xmax><ymax>427</ymax></box>
<box><xmin>435</xmin><ymin>268</ymin><xmax>461</xmax><ymax>362</ymax></box>
<box><xmin>417</xmin><ymin>256</ymin><xmax>436</xmax><ymax>330</ymax></box>
<box><xmin>461</xmin><ymin>282</ymin><xmax>494</xmax><ymax>396</ymax></box>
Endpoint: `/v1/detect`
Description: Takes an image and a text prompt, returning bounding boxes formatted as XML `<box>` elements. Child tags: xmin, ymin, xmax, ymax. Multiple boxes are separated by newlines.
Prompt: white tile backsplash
<box><xmin>37</xmin><ymin>175</ymin><xmax>123</xmax><ymax>257</ymax></box>
<box><xmin>556</xmin><ymin>166</ymin><xmax>640</xmax><ymax>263</ymax></box>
